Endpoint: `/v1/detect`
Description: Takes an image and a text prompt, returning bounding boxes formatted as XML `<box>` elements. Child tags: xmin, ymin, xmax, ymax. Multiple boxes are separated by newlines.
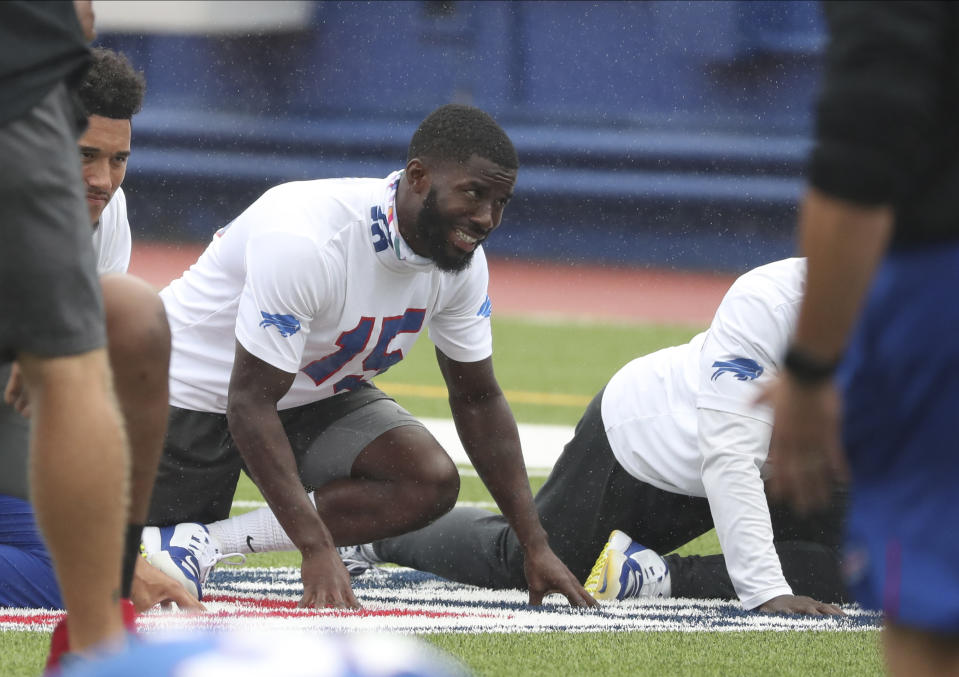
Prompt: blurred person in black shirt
<box><xmin>766</xmin><ymin>2</ymin><xmax>959</xmax><ymax>675</ymax></box>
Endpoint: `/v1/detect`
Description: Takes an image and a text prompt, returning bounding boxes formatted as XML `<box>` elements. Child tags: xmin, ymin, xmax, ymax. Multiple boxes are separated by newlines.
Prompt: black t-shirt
<box><xmin>809</xmin><ymin>1</ymin><xmax>959</xmax><ymax>247</ymax></box>
<box><xmin>0</xmin><ymin>1</ymin><xmax>90</xmax><ymax>126</ymax></box>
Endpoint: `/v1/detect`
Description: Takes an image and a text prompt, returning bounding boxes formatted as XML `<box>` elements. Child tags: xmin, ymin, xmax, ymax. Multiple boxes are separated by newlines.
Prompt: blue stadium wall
<box><xmin>98</xmin><ymin>0</ymin><xmax>826</xmax><ymax>273</ymax></box>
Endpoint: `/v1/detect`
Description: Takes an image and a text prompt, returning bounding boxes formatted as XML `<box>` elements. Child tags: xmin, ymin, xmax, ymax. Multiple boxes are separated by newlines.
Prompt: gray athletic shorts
<box><xmin>146</xmin><ymin>383</ymin><xmax>426</xmax><ymax>526</ymax></box>
<box><xmin>0</xmin><ymin>82</ymin><xmax>104</xmax><ymax>363</ymax></box>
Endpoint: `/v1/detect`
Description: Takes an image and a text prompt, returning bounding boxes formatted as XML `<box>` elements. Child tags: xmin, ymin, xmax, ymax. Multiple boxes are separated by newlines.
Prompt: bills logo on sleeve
<box><xmin>258</xmin><ymin>311</ymin><xmax>301</xmax><ymax>338</ymax></box>
<box><xmin>477</xmin><ymin>295</ymin><xmax>492</xmax><ymax>318</ymax></box>
<box><xmin>711</xmin><ymin>358</ymin><xmax>763</xmax><ymax>382</ymax></box>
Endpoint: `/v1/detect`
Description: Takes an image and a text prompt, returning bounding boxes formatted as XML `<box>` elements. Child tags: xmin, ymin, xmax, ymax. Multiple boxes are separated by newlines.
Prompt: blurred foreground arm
<box><xmin>767</xmin><ymin>189</ymin><xmax>891</xmax><ymax>513</ymax></box>
<box><xmin>769</xmin><ymin>0</ymin><xmax>944</xmax><ymax>512</ymax></box>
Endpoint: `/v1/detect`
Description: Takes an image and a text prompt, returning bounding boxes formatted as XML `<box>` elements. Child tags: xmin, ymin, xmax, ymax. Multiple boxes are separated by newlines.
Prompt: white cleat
<box><xmin>584</xmin><ymin>529</ymin><xmax>671</xmax><ymax>601</ymax></box>
<box><xmin>336</xmin><ymin>543</ymin><xmax>380</xmax><ymax>576</ymax></box>
<box><xmin>141</xmin><ymin>523</ymin><xmax>244</xmax><ymax>600</ymax></box>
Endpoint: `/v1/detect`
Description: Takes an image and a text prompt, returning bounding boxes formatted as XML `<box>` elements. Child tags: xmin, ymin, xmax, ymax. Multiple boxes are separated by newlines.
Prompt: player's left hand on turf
<box><xmin>523</xmin><ymin>544</ymin><xmax>598</xmax><ymax>608</ymax></box>
<box><xmin>757</xmin><ymin>594</ymin><xmax>845</xmax><ymax>616</ymax></box>
<box><xmin>131</xmin><ymin>557</ymin><xmax>206</xmax><ymax>612</ymax></box>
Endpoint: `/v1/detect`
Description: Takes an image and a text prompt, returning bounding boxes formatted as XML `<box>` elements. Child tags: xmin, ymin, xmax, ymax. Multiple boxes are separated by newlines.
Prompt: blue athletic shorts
<box><xmin>838</xmin><ymin>241</ymin><xmax>959</xmax><ymax>632</ymax></box>
<box><xmin>0</xmin><ymin>494</ymin><xmax>61</xmax><ymax>609</ymax></box>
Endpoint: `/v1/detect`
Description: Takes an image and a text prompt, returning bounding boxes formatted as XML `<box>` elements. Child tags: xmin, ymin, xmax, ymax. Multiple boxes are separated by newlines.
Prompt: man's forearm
<box><xmin>453</xmin><ymin>396</ymin><xmax>549</xmax><ymax>549</ymax></box>
<box><xmin>792</xmin><ymin>188</ymin><xmax>893</xmax><ymax>360</ymax></box>
<box><xmin>699</xmin><ymin>410</ymin><xmax>789</xmax><ymax>608</ymax></box>
<box><xmin>227</xmin><ymin>401</ymin><xmax>332</xmax><ymax>555</ymax></box>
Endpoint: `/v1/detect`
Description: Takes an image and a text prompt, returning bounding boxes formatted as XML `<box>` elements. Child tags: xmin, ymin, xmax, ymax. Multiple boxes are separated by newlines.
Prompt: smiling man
<box><xmin>144</xmin><ymin>104</ymin><xmax>594</xmax><ymax>610</ymax></box>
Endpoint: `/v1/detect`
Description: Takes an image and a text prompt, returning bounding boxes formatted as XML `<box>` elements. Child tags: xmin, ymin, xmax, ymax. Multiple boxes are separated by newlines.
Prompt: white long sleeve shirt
<box><xmin>602</xmin><ymin>258</ymin><xmax>806</xmax><ymax>609</ymax></box>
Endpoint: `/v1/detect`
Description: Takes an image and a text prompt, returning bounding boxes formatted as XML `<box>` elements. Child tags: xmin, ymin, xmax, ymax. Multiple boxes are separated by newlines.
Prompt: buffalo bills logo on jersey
<box><xmin>259</xmin><ymin>311</ymin><xmax>301</xmax><ymax>338</ymax></box>
<box><xmin>370</xmin><ymin>206</ymin><xmax>390</xmax><ymax>253</ymax></box>
<box><xmin>477</xmin><ymin>295</ymin><xmax>492</xmax><ymax>318</ymax></box>
<box><xmin>711</xmin><ymin>358</ymin><xmax>764</xmax><ymax>381</ymax></box>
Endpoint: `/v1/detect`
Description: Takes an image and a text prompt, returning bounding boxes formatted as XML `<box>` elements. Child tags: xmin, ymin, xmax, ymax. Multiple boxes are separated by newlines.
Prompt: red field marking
<box><xmin>485</xmin><ymin>258</ymin><xmax>733</xmax><ymax>326</ymax></box>
<box><xmin>0</xmin><ymin>611</ymin><xmax>63</xmax><ymax>625</ymax></box>
<box><xmin>129</xmin><ymin>241</ymin><xmax>204</xmax><ymax>289</ymax></box>
<box><xmin>206</xmin><ymin>595</ymin><xmax>498</xmax><ymax>619</ymax></box>
<box><xmin>129</xmin><ymin>241</ymin><xmax>735</xmax><ymax>326</ymax></box>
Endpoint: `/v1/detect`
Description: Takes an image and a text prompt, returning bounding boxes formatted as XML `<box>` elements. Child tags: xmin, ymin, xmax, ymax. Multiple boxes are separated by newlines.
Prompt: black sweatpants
<box><xmin>375</xmin><ymin>389</ymin><xmax>848</xmax><ymax>605</ymax></box>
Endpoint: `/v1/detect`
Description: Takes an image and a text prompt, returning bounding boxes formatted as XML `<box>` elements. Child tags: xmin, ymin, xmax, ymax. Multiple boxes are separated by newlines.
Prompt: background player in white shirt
<box><xmin>0</xmin><ymin>48</ymin><xmax>199</xmax><ymax>622</ymax></box>
<box><xmin>585</xmin><ymin>257</ymin><xmax>844</xmax><ymax>613</ymax></box>
<box><xmin>143</xmin><ymin>104</ymin><xmax>595</xmax><ymax>610</ymax></box>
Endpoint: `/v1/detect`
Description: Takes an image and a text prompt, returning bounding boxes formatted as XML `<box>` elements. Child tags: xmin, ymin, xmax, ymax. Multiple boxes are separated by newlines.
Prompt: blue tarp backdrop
<box><xmin>98</xmin><ymin>0</ymin><xmax>826</xmax><ymax>272</ymax></box>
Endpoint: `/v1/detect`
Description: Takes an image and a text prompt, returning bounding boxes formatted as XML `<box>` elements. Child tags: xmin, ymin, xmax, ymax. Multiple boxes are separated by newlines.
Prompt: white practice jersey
<box><xmin>91</xmin><ymin>187</ymin><xmax>132</xmax><ymax>275</ymax></box>
<box><xmin>161</xmin><ymin>171</ymin><xmax>493</xmax><ymax>413</ymax></box>
<box><xmin>601</xmin><ymin>257</ymin><xmax>806</xmax><ymax>609</ymax></box>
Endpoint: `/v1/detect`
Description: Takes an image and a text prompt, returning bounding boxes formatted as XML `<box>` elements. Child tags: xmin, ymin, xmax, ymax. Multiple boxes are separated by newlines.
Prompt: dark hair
<box><xmin>408</xmin><ymin>104</ymin><xmax>518</xmax><ymax>170</ymax></box>
<box><xmin>77</xmin><ymin>47</ymin><xmax>146</xmax><ymax>120</ymax></box>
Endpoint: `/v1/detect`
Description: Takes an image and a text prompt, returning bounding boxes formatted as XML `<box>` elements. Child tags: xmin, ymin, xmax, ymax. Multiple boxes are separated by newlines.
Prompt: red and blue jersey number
<box><xmin>301</xmin><ymin>308</ymin><xmax>425</xmax><ymax>392</ymax></box>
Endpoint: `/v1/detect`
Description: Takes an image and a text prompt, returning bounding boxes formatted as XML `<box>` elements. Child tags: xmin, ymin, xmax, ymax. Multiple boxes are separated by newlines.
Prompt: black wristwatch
<box><xmin>783</xmin><ymin>345</ymin><xmax>840</xmax><ymax>385</ymax></box>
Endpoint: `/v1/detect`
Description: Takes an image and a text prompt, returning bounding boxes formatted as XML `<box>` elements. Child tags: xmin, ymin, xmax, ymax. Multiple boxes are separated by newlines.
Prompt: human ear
<box><xmin>404</xmin><ymin>158</ymin><xmax>430</xmax><ymax>195</ymax></box>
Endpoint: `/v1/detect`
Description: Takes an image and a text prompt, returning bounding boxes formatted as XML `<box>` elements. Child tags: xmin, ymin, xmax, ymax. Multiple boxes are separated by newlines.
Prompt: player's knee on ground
<box><xmin>100</xmin><ymin>274</ymin><xmax>171</xmax><ymax>370</ymax></box>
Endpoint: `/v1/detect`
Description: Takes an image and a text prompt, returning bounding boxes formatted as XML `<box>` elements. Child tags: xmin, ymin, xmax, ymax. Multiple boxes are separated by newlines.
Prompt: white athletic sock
<box><xmin>206</xmin><ymin>492</ymin><xmax>314</xmax><ymax>554</ymax></box>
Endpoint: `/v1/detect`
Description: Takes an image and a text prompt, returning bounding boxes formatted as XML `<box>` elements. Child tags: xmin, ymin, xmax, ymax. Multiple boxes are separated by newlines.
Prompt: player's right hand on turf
<box><xmin>523</xmin><ymin>542</ymin><xmax>598</xmax><ymax>608</ymax></box>
<box><xmin>299</xmin><ymin>547</ymin><xmax>361</xmax><ymax>609</ymax></box>
<box><xmin>757</xmin><ymin>594</ymin><xmax>844</xmax><ymax>616</ymax></box>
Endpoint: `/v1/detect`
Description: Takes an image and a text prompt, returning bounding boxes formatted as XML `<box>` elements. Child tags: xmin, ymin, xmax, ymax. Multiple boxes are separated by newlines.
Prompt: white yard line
<box><xmin>420</xmin><ymin>417</ymin><xmax>570</xmax><ymax>471</ymax></box>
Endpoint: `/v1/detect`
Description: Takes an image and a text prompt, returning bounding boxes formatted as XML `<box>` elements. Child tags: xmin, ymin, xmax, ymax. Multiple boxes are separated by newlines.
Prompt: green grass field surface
<box><xmin>0</xmin><ymin>317</ymin><xmax>883</xmax><ymax>676</ymax></box>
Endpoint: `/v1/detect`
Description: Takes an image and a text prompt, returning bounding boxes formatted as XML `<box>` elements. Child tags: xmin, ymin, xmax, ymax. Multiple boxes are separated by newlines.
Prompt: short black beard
<box><xmin>415</xmin><ymin>188</ymin><xmax>475</xmax><ymax>273</ymax></box>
